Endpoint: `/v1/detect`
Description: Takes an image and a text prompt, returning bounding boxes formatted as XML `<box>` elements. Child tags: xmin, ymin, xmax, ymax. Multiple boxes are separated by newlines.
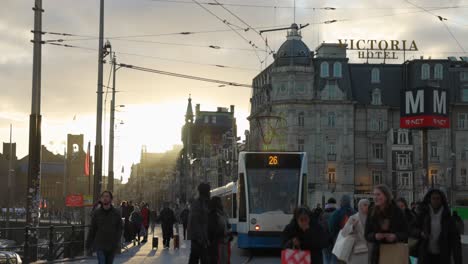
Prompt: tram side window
<box><xmin>238</xmin><ymin>173</ymin><xmax>247</xmax><ymax>222</ymax></box>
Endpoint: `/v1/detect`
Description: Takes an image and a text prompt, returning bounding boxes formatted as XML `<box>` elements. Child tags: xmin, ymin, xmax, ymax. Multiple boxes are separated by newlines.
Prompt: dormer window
<box><xmin>421</xmin><ymin>63</ymin><xmax>430</xmax><ymax>80</ymax></box>
<box><xmin>434</xmin><ymin>64</ymin><xmax>443</xmax><ymax>80</ymax></box>
<box><xmin>320</xmin><ymin>62</ymin><xmax>329</xmax><ymax>78</ymax></box>
<box><xmin>371</xmin><ymin>68</ymin><xmax>380</xmax><ymax>83</ymax></box>
<box><xmin>372</xmin><ymin>88</ymin><xmax>382</xmax><ymax>105</ymax></box>
<box><xmin>333</xmin><ymin>62</ymin><xmax>342</xmax><ymax>78</ymax></box>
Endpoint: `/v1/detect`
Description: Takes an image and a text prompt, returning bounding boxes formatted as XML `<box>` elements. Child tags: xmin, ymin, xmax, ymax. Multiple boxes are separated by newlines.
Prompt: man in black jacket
<box><xmin>86</xmin><ymin>191</ymin><xmax>122</xmax><ymax>264</ymax></box>
<box><xmin>188</xmin><ymin>183</ymin><xmax>211</xmax><ymax>264</ymax></box>
<box><xmin>414</xmin><ymin>189</ymin><xmax>462</xmax><ymax>264</ymax></box>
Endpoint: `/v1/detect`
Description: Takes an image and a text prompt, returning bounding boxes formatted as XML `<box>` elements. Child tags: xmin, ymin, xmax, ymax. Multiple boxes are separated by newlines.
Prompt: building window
<box><xmin>372</xmin><ymin>143</ymin><xmax>384</xmax><ymax>159</ymax></box>
<box><xmin>459</xmin><ymin>113</ymin><xmax>468</xmax><ymax>129</ymax></box>
<box><xmin>397</xmin><ymin>154</ymin><xmax>410</xmax><ymax>169</ymax></box>
<box><xmin>461</xmin><ymin>72</ymin><xmax>468</xmax><ymax>81</ymax></box>
<box><xmin>430</xmin><ymin>142</ymin><xmax>438</xmax><ymax>157</ymax></box>
<box><xmin>398</xmin><ymin>131</ymin><xmax>408</xmax><ymax>145</ymax></box>
<box><xmin>430</xmin><ymin>169</ymin><xmax>438</xmax><ymax>185</ymax></box>
<box><xmin>298</xmin><ymin>138</ymin><xmax>305</xmax><ymax>152</ymax></box>
<box><xmin>298</xmin><ymin>112</ymin><xmax>305</xmax><ymax>127</ymax></box>
<box><xmin>372</xmin><ymin>170</ymin><xmax>382</xmax><ymax>185</ymax></box>
<box><xmin>328</xmin><ymin>112</ymin><xmax>336</xmax><ymax>127</ymax></box>
<box><xmin>320</xmin><ymin>62</ymin><xmax>329</xmax><ymax>78</ymax></box>
<box><xmin>333</xmin><ymin>62</ymin><xmax>342</xmax><ymax>78</ymax></box>
<box><xmin>421</xmin><ymin>63</ymin><xmax>430</xmax><ymax>80</ymax></box>
<box><xmin>204</xmin><ymin>116</ymin><xmax>209</xmax><ymax>123</ymax></box>
<box><xmin>371</xmin><ymin>68</ymin><xmax>380</xmax><ymax>83</ymax></box>
<box><xmin>371</xmin><ymin>88</ymin><xmax>382</xmax><ymax>105</ymax></box>
<box><xmin>212</xmin><ymin>116</ymin><xmax>217</xmax><ymax>124</ymax></box>
<box><xmin>328</xmin><ymin>168</ymin><xmax>336</xmax><ymax>184</ymax></box>
<box><xmin>328</xmin><ymin>142</ymin><xmax>336</xmax><ymax>155</ymax></box>
<box><xmin>378</xmin><ymin>118</ymin><xmax>385</xmax><ymax>132</ymax></box>
<box><xmin>434</xmin><ymin>64</ymin><xmax>443</xmax><ymax>80</ymax></box>
<box><xmin>371</xmin><ymin>119</ymin><xmax>378</xmax><ymax>131</ymax></box>
<box><xmin>461</xmin><ymin>168</ymin><xmax>467</xmax><ymax>185</ymax></box>
<box><xmin>462</xmin><ymin>88</ymin><xmax>468</xmax><ymax>102</ymax></box>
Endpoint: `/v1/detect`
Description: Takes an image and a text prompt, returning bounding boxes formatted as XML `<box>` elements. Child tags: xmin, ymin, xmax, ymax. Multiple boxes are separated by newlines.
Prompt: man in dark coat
<box><xmin>159</xmin><ymin>203</ymin><xmax>176</xmax><ymax>248</ymax></box>
<box><xmin>282</xmin><ymin>207</ymin><xmax>329</xmax><ymax>264</ymax></box>
<box><xmin>180</xmin><ymin>206</ymin><xmax>190</xmax><ymax>240</ymax></box>
<box><xmin>414</xmin><ymin>189</ymin><xmax>462</xmax><ymax>264</ymax></box>
<box><xmin>86</xmin><ymin>191</ymin><xmax>122</xmax><ymax>264</ymax></box>
<box><xmin>188</xmin><ymin>183</ymin><xmax>211</xmax><ymax>264</ymax></box>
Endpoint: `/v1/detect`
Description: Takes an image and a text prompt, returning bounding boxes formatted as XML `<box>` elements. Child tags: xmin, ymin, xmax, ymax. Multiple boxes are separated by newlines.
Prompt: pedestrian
<box><xmin>130</xmin><ymin>206</ymin><xmax>143</xmax><ymax>244</ymax></box>
<box><xmin>208</xmin><ymin>196</ymin><xmax>232</xmax><ymax>264</ymax></box>
<box><xmin>414</xmin><ymin>189</ymin><xmax>462</xmax><ymax>264</ymax></box>
<box><xmin>341</xmin><ymin>199</ymin><xmax>370</xmax><ymax>264</ymax></box>
<box><xmin>453</xmin><ymin>211</ymin><xmax>465</xmax><ymax>235</ymax></box>
<box><xmin>320</xmin><ymin>197</ymin><xmax>337</xmax><ymax>264</ymax></box>
<box><xmin>150</xmin><ymin>209</ymin><xmax>158</xmax><ymax>235</ymax></box>
<box><xmin>396</xmin><ymin>197</ymin><xmax>418</xmax><ymax>256</ymax></box>
<box><xmin>86</xmin><ymin>191</ymin><xmax>122</xmax><ymax>264</ymax></box>
<box><xmin>312</xmin><ymin>203</ymin><xmax>323</xmax><ymax>220</ymax></box>
<box><xmin>410</xmin><ymin>202</ymin><xmax>417</xmax><ymax>215</ymax></box>
<box><xmin>141</xmin><ymin>203</ymin><xmax>150</xmax><ymax>243</ymax></box>
<box><xmin>365</xmin><ymin>184</ymin><xmax>408</xmax><ymax>264</ymax></box>
<box><xmin>160</xmin><ymin>202</ymin><xmax>176</xmax><ymax>248</ymax></box>
<box><xmin>326</xmin><ymin>195</ymin><xmax>355</xmax><ymax>264</ymax></box>
<box><xmin>180</xmin><ymin>205</ymin><xmax>190</xmax><ymax>240</ymax></box>
<box><xmin>188</xmin><ymin>183</ymin><xmax>211</xmax><ymax>264</ymax></box>
<box><xmin>282</xmin><ymin>206</ymin><xmax>329</xmax><ymax>264</ymax></box>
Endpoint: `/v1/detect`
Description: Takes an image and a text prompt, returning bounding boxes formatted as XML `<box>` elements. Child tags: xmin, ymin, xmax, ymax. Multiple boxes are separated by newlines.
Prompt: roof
<box><xmin>274</xmin><ymin>24</ymin><xmax>311</xmax><ymax>67</ymax></box>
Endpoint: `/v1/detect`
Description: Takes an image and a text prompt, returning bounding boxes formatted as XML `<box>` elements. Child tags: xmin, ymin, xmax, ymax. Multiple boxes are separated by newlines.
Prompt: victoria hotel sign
<box><xmin>338</xmin><ymin>39</ymin><xmax>418</xmax><ymax>60</ymax></box>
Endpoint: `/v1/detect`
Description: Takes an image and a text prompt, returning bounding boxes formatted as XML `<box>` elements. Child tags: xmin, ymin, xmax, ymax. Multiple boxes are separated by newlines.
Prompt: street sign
<box><xmin>65</xmin><ymin>194</ymin><xmax>84</xmax><ymax>207</ymax></box>
<box><xmin>400</xmin><ymin>87</ymin><xmax>449</xmax><ymax>129</ymax></box>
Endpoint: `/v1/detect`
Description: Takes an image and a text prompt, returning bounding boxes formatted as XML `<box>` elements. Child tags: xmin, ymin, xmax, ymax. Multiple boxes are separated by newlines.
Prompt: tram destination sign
<box><xmin>338</xmin><ymin>39</ymin><xmax>418</xmax><ymax>60</ymax></box>
<box><xmin>246</xmin><ymin>153</ymin><xmax>302</xmax><ymax>169</ymax></box>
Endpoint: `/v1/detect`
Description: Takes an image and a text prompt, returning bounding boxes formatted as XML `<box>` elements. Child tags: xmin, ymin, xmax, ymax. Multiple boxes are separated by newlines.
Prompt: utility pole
<box><xmin>6</xmin><ymin>124</ymin><xmax>13</xmax><ymax>239</ymax></box>
<box><xmin>94</xmin><ymin>0</ymin><xmax>105</xmax><ymax>202</ymax></box>
<box><xmin>26</xmin><ymin>0</ymin><xmax>43</xmax><ymax>262</ymax></box>
<box><xmin>108</xmin><ymin>52</ymin><xmax>116</xmax><ymax>192</ymax></box>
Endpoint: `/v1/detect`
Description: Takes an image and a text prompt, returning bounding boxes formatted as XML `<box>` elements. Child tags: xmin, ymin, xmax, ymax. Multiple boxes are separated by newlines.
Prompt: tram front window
<box><xmin>247</xmin><ymin>169</ymin><xmax>300</xmax><ymax>214</ymax></box>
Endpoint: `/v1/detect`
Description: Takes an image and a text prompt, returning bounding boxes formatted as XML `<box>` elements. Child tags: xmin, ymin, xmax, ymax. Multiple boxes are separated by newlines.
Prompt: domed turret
<box><xmin>274</xmin><ymin>24</ymin><xmax>311</xmax><ymax>67</ymax></box>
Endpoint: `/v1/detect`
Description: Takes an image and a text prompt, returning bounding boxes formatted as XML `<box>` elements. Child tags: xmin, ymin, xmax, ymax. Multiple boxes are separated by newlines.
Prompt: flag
<box><xmin>84</xmin><ymin>141</ymin><xmax>90</xmax><ymax>176</ymax></box>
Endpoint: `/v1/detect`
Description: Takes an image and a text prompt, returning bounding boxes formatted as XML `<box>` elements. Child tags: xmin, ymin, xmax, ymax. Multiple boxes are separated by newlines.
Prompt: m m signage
<box><xmin>400</xmin><ymin>87</ymin><xmax>449</xmax><ymax>129</ymax></box>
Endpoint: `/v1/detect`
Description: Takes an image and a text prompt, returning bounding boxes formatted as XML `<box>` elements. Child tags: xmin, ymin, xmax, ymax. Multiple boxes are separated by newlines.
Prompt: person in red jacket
<box><xmin>141</xmin><ymin>203</ymin><xmax>150</xmax><ymax>243</ymax></box>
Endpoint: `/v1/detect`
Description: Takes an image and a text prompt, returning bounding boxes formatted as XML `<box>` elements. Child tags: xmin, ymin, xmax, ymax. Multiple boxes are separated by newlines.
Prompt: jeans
<box><xmin>188</xmin><ymin>241</ymin><xmax>209</xmax><ymax>264</ymax></box>
<box><xmin>97</xmin><ymin>250</ymin><xmax>115</xmax><ymax>264</ymax></box>
<box><xmin>322</xmin><ymin>248</ymin><xmax>337</xmax><ymax>264</ymax></box>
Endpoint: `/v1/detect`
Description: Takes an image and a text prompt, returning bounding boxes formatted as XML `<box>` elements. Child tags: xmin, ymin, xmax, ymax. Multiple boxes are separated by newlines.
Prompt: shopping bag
<box><xmin>409</xmin><ymin>256</ymin><xmax>418</xmax><ymax>264</ymax></box>
<box><xmin>379</xmin><ymin>243</ymin><xmax>409</xmax><ymax>264</ymax></box>
<box><xmin>281</xmin><ymin>249</ymin><xmax>311</xmax><ymax>264</ymax></box>
<box><xmin>332</xmin><ymin>230</ymin><xmax>356</xmax><ymax>261</ymax></box>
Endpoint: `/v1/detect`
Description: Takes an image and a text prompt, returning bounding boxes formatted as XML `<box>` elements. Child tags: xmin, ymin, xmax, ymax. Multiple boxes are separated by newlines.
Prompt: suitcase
<box><xmin>173</xmin><ymin>234</ymin><xmax>180</xmax><ymax>249</ymax></box>
<box><xmin>152</xmin><ymin>236</ymin><xmax>159</xmax><ymax>249</ymax></box>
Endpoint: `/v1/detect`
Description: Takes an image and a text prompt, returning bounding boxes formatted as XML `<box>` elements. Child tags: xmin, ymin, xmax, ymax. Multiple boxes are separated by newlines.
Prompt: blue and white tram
<box><xmin>236</xmin><ymin>152</ymin><xmax>308</xmax><ymax>249</ymax></box>
<box><xmin>210</xmin><ymin>181</ymin><xmax>238</xmax><ymax>232</ymax></box>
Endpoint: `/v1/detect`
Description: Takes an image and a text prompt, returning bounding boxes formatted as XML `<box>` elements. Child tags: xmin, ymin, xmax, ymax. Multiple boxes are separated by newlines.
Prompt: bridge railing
<box><xmin>0</xmin><ymin>224</ymin><xmax>88</xmax><ymax>263</ymax></box>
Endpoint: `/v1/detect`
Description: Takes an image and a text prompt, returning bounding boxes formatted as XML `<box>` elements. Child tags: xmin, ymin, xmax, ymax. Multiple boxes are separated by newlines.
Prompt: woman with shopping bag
<box><xmin>365</xmin><ymin>184</ymin><xmax>409</xmax><ymax>264</ymax></box>
<box><xmin>337</xmin><ymin>199</ymin><xmax>370</xmax><ymax>264</ymax></box>
<box><xmin>282</xmin><ymin>207</ymin><xmax>329</xmax><ymax>264</ymax></box>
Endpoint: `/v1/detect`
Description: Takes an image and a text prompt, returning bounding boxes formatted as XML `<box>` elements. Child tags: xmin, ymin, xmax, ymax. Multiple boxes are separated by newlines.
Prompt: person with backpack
<box><xmin>327</xmin><ymin>195</ymin><xmax>355</xmax><ymax>264</ymax></box>
<box><xmin>320</xmin><ymin>198</ymin><xmax>337</xmax><ymax>264</ymax></box>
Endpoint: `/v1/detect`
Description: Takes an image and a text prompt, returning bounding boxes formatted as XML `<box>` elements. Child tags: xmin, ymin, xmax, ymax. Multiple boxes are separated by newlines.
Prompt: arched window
<box><xmin>328</xmin><ymin>112</ymin><xmax>336</xmax><ymax>127</ymax></box>
<box><xmin>371</xmin><ymin>88</ymin><xmax>382</xmax><ymax>105</ymax></box>
<box><xmin>371</xmin><ymin>68</ymin><xmax>380</xmax><ymax>83</ymax></box>
<box><xmin>333</xmin><ymin>62</ymin><xmax>342</xmax><ymax>78</ymax></box>
<box><xmin>320</xmin><ymin>62</ymin><xmax>329</xmax><ymax>78</ymax></box>
<box><xmin>434</xmin><ymin>64</ymin><xmax>443</xmax><ymax>80</ymax></box>
<box><xmin>421</xmin><ymin>63</ymin><xmax>430</xmax><ymax>80</ymax></box>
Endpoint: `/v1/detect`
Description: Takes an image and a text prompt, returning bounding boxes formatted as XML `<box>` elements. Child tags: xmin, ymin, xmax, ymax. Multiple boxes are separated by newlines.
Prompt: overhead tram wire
<box><xmin>191</xmin><ymin>0</ymin><xmax>264</xmax><ymax>65</ymax></box>
<box><xmin>115</xmin><ymin>63</ymin><xmax>252</xmax><ymax>88</ymax></box>
<box><xmin>43</xmin><ymin>42</ymin><xmax>258</xmax><ymax>72</ymax></box>
<box><xmin>404</xmin><ymin>0</ymin><xmax>467</xmax><ymax>53</ymax></box>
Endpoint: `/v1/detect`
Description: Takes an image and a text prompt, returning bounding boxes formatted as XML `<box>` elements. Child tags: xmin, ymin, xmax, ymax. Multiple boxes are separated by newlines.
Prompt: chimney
<box><xmin>230</xmin><ymin>105</ymin><xmax>235</xmax><ymax>114</ymax></box>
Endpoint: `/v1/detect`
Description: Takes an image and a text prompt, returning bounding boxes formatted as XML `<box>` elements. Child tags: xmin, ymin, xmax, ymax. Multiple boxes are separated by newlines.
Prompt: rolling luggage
<box><xmin>152</xmin><ymin>236</ymin><xmax>159</xmax><ymax>249</ymax></box>
<box><xmin>173</xmin><ymin>234</ymin><xmax>180</xmax><ymax>249</ymax></box>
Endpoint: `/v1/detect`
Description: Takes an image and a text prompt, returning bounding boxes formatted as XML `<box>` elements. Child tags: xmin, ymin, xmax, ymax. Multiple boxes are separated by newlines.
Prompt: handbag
<box><xmin>281</xmin><ymin>248</ymin><xmax>311</xmax><ymax>264</ymax></box>
<box><xmin>379</xmin><ymin>243</ymin><xmax>409</xmax><ymax>264</ymax></box>
<box><xmin>332</xmin><ymin>230</ymin><xmax>356</xmax><ymax>261</ymax></box>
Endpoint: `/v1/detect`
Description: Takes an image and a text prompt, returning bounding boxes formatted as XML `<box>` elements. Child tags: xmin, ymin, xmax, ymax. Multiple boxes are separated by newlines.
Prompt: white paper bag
<box><xmin>332</xmin><ymin>230</ymin><xmax>356</xmax><ymax>261</ymax></box>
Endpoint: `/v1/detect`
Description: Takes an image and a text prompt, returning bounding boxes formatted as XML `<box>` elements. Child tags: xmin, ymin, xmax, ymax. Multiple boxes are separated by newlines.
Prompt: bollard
<box><xmin>24</xmin><ymin>226</ymin><xmax>30</xmax><ymax>264</ymax></box>
<box><xmin>70</xmin><ymin>225</ymin><xmax>75</xmax><ymax>259</ymax></box>
<box><xmin>48</xmin><ymin>225</ymin><xmax>54</xmax><ymax>261</ymax></box>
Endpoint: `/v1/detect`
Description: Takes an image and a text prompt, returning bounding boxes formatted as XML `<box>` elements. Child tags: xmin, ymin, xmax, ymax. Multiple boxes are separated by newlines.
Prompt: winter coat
<box><xmin>188</xmin><ymin>197</ymin><xmax>210</xmax><ymax>246</ymax></box>
<box><xmin>319</xmin><ymin>207</ymin><xmax>336</xmax><ymax>249</ymax></box>
<box><xmin>130</xmin><ymin>211</ymin><xmax>143</xmax><ymax>227</ymax></box>
<box><xmin>328</xmin><ymin>205</ymin><xmax>355</xmax><ymax>243</ymax></box>
<box><xmin>160</xmin><ymin>207</ymin><xmax>176</xmax><ymax>236</ymax></box>
<box><xmin>282</xmin><ymin>218</ymin><xmax>329</xmax><ymax>264</ymax></box>
<box><xmin>413</xmin><ymin>203</ymin><xmax>462</xmax><ymax>264</ymax></box>
<box><xmin>208</xmin><ymin>209</ymin><xmax>230</xmax><ymax>264</ymax></box>
<box><xmin>141</xmin><ymin>207</ymin><xmax>150</xmax><ymax>228</ymax></box>
<box><xmin>86</xmin><ymin>206</ymin><xmax>122</xmax><ymax>251</ymax></box>
<box><xmin>341</xmin><ymin>213</ymin><xmax>368</xmax><ymax>264</ymax></box>
<box><xmin>364</xmin><ymin>202</ymin><xmax>408</xmax><ymax>264</ymax></box>
<box><xmin>180</xmin><ymin>208</ymin><xmax>189</xmax><ymax>225</ymax></box>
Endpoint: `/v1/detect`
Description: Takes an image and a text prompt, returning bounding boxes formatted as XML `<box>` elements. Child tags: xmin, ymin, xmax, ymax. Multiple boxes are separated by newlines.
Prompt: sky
<box><xmin>1</xmin><ymin>0</ymin><xmax>467</xmax><ymax>182</ymax></box>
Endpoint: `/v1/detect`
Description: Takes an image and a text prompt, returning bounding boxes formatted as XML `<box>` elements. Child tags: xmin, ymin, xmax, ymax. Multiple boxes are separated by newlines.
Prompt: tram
<box><xmin>210</xmin><ymin>181</ymin><xmax>238</xmax><ymax>232</ymax></box>
<box><xmin>236</xmin><ymin>152</ymin><xmax>308</xmax><ymax>249</ymax></box>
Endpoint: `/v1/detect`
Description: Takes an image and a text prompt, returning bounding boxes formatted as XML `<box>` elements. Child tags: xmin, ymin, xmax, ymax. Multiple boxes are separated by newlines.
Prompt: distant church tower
<box><xmin>181</xmin><ymin>95</ymin><xmax>194</xmax><ymax>202</ymax></box>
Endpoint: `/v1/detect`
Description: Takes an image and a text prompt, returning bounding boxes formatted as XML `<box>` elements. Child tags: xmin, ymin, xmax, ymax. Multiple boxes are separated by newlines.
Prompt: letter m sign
<box><xmin>405</xmin><ymin>90</ymin><xmax>424</xmax><ymax>114</ymax></box>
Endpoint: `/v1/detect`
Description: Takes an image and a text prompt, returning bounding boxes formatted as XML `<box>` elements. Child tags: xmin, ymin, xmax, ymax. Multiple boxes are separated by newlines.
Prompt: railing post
<box><xmin>24</xmin><ymin>226</ymin><xmax>30</xmax><ymax>263</ymax></box>
<box><xmin>48</xmin><ymin>225</ymin><xmax>54</xmax><ymax>261</ymax></box>
<box><xmin>70</xmin><ymin>225</ymin><xmax>75</xmax><ymax>259</ymax></box>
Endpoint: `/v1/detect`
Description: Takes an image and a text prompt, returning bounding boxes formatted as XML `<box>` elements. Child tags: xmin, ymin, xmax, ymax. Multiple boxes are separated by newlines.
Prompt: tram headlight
<box><xmin>254</xmin><ymin>225</ymin><xmax>261</xmax><ymax>231</ymax></box>
<box><xmin>250</xmin><ymin>218</ymin><xmax>257</xmax><ymax>225</ymax></box>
